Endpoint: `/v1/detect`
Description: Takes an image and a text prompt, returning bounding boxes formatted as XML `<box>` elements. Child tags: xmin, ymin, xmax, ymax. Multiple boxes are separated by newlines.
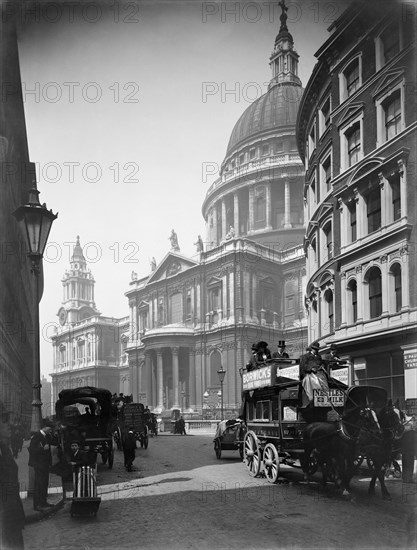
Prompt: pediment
<box><xmin>337</xmin><ymin>102</ymin><xmax>364</xmax><ymax>128</ymax></box>
<box><xmin>207</xmin><ymin>276</ymin><xmax>222</xmax><ymax>286</ymax></box>
<box><xmin>316</xmin><ymin>202</ymin><xmax>333</xmax><ymax>222</ymax></box>
<box><xmin>138</xmin><ymin>300</ymin><xmax>149</xmax><ymax>310</ymax></box>
<box><xmin>373</xmin><ymin>68</ymin><xmax>404</xmax><ymax>99</ymax></box>
<box><xmin>146</xmin><ymin>252</ymin><xmax>198</xmax><ymax>284</ymax></box>
<box><xmin>347</xmin><ymin>157</ymin><xmax>384</xmax><ymax>186</ymax></box>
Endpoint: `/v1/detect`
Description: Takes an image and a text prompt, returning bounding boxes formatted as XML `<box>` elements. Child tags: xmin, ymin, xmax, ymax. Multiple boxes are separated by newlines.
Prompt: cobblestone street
<box><xmin>23</xmin><ymin>433</ymin><xmax>416</xmax><ymax>550</ymax></box>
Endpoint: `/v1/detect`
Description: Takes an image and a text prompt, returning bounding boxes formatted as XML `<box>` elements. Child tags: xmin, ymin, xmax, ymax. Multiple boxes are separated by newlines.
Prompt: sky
<box><xmin>15</xmin><ymin>0</ymin><xmax>355</xmax><ymax>377</ymax></box>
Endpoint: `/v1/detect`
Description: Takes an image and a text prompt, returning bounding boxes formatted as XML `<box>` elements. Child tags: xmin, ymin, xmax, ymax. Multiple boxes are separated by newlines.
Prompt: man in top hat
<box><xmin>28</xmin><ymin>426</ymin><xmax>54</xmax><ymax>511</ymax></box>
<box><xmin>272</xmin><ymin>341</ymin><xmax>289</xmax><ymax>359</ymax></box>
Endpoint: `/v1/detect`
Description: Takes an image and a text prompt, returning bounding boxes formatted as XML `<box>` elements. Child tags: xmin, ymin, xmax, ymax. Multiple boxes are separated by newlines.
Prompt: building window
<box><xmin>348</xmin><ymin>201</ymin><xmax>357</xmax><ymax>242</ymax></box>
<box><xmin>380</xmin><ymin>21</ymin><xmax>400</xmax><ymax>65</ymax></box>
<box><xmin>324</xmin><ymin>289</ymin><xmax>334</xmax><ymax>333</ymax></box>
<box><xmin>310</xmin><ymin>237</ymin><xmax>317</xmax><ymax>264</ymax></box>
<box><xmin>308</xmin><ymin>123</ymin><xmax>316</xmax><ymax>158</ymax></box>
<box><xmin>319</xmin><ymin>96</ymin><xmax>331</xmax><ymax>136</ymax></box>
<box><xmin>310</xmin><ymin>176</ymin><xmax>317</xmax><ymax>205</ymax></box>
<box><xmin>209</xmin><ymin>286</ymin><xmax>221</xmax><ymax>312</ymax></box>
<box><xmin>366</xmin><ymin>186</ymin><xmax>381</xmax><ymax>233</ymax></box>
<box><xmin>169</xmin><ymin>292</ymin><xmax>183</xmax><ymax>324</ymax></box>
<box><xmin>286</xmin><ymin>295</ymin><xmax>294</xmax><ymax>312</ymax></box>
<box><xmin>322</xmin><ymin>220</ymin><xmax>333</xmax><ymax>261</ymax></box>
<box><xmin>231</xmin><ymin>160</ymin><xmax>235</xmax><ymax>170</ymax></box>
<box><xmin>348</xmin><ymin>279</ymin><xmax>358</xmax><ymax>323</ymax></box>
<box><xmin>383</xmin><ymin>90</ymin><xmax>402</xmax><ymax>140</ymax></box>
<box><xmin>239</xmin><ymin>153</ymin><xmax>245</xmax><ymax>165</ymax></box>
<box><xmin>320</xmin><ymin>153</ymin><xmax>332</xmax><ymax>194</ymax></box>
<box><xmin>390</xmin><ymin>263</ymin><xmax>402</xmax><ymax>313</ymax></box>
<box><xmin>249</xmin><ymin>148</ymin><xmax>255</xmax><ymax>160</ymax></box>
<box><xmin>274</xmin><ymin>140</ymin><xmax>284</xmax><ymax>154</ymax></box>
<box><xmin>367</xmin><ymin>267</ymin><xmax>382</xmax><ymax>319</ymax></box>
<box><xmin>390</xmin><ymin>175</ymin><xmax>401</xmax><ymax>221</ymax></box>
<box><xmin>346</xmin><ymin>123</ymin><xmax>361</xmax><ymax>167</ymax></box>
<box><xmin>261</xmin><ymin>144</ymin><xmax>269</xmax><ymax>156</ymax></box>
<box><xmin>345</xmin><ymin>58</ymin><xmax>360</xmax><ymax>97</ymax></box>
<box><xmin>255</xmin><ymin>195</ymin><xmax>266</xmax><ymax>226</ymax></box>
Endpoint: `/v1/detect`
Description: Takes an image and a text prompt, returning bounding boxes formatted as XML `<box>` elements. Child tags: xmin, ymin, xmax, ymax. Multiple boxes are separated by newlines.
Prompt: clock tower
<box><xmin>57</xmin><ymin>236</ymin><xmax>100</xmax><ymax>325</ymax></box>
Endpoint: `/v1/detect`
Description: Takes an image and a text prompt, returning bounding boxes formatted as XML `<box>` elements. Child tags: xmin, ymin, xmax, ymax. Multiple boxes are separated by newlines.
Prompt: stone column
<box><xmin>221</xmin><ymin>199</ymin><xmax>227</xmax><ymax>241</ymax></box>
<box><xmin>284</xmin><ymin>179</ymin><xmax>292</xmax><ymax>228</ymax></box>
<box><xmin>340</xmin><ymin>272</ymin><xmax>347</xmax><ymax>326</ymax></box>
<box><xmin>156</xmin><ymin>349</ymin><xmax>163</xmax><ymax>410</ymax></box>
<box><xmin>145</xmin><ymin>352</ymin><xmax>152</xmax><ymax>407</ymax></box>
<box><xmin>378</xmin><ymin>172</ymin><xmax>389</xmax><ymax>227</ymax></box>
<box><xmin>172</xmin><ymin>347</ymin><xmax>180</xmax><ymax>408</ymax></box>
<box><xmin>248</xmin><ymin>186</ymin><xmax>254</xmax><ymax>231</ymax></box>
<box><xmin>398</xmin><ymin>159</ymin><xmax>406</xmax><ymax>218</ymax></box>
<box><xmin>266</xmin><ymin>182</ymin><xmax>272</xmax><ymax>229</ymax></box>
<box><xmin>354</xmin><ymin>187</ymin><xmax>366</xmax><ymax>240</ymax></box>
<box><xmin>129</xmin><ymin>300</ymin><xmax>135</xmax><ymax>341</ymax></box>
<box><xmin>189</xmin><ymin>349</ymin><xmax>196</xmax><ymax>409</ymax></box>
<box><xmin>229</xmin><ymin>270</ymin><xmax>235</xmax><ymax>323</ymax></box>
<box><xmin>356</xmin><ymin>266</ymin><xmax>364</xmax><ymax>322</ymax></box>
<box><xmin>233</xmin><ymin>193</ymin><xmax>239</xmax><ymax>236</ymax></box>
<box><xmin>212</xmin><ymin>203</ymin><xmax>218</xmax><ymax>247</ymax></box>
<box><xmin>380</xmin><ymin>254</ymin><xmax>389</xmax><ymax>315</ymax></box>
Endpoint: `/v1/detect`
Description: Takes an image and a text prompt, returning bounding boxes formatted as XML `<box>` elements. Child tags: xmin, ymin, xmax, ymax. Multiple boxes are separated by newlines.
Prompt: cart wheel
<box><xmin>243</xmin><ymin>431</ymin><xmax>261</xmax><ymax>477</ymax></box>
<box><xmin>101</xmin><ymin>452</ymin><xmax>108</xmax><ymax>465</ymax></box>
<box><xmin>263</xmin><ymin>443</ymin><xmax>279</xmax><ymax>483</ymax></box>
<box><xmin>214</xmin><ymin>439</ymin><xmax>221</xmax><ymax>459</ymax></box>
<box><xmin>108</xmin><ymin>448</ymin><xmax>114</xmax><ymax>469</ymax></box>
<box><xmin>305</xmin><ymin>450</ymin><xmax>319</xmax><ymax>476</ymax></box>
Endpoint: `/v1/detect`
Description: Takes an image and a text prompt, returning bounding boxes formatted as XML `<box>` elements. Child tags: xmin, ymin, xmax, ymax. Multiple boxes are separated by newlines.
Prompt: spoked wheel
<box><xmin>214</xmin><ymin>439</ymin><xmax>222</xmax><ymax>459</ymax></box>
<box><xmin>263</xmin><ymin>443</ymin><xmax>279</xmax><ymax>483</ymax></box>
<box><xmin>243</xmin><ymin>431</ymin><xmax>261</xmax><ymax>477</ymax></box>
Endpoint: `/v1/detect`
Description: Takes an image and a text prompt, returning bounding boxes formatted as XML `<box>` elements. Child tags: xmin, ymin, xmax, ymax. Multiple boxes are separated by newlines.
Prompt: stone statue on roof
<box><xmin>150</xmin><ymin>257</ymin><xmax>157</xmax><ymax>271</ymax></box>
<box><xmin>194</xmin><ymin>235</ymin><xmax>204</xmax><ymax>253</ymax></box>
<box><xmin>169</xmin><ymin>229</ymin><xmax>180</xmax><ymax>251</ymax></box>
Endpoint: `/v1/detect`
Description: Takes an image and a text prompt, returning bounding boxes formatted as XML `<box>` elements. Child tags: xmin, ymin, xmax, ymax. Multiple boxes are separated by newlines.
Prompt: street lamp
<box><xmin>217</xmin><ymin>366</ymin><xmax>226</xmax><ymax>420</ymax></box>
<box><xmin>203</xmin><ymin>390</ymin><xmax>209</xmax><ymax>420</ymax></box>
<box><xmin>13</xmin><ymin>187</ymin><xmax>57</xmax><ymax>434</ymax></box>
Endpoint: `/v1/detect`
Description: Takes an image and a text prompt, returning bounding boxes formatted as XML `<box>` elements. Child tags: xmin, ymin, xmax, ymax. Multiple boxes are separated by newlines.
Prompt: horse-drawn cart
<box><xmin>240</xmin><ymin>358</ymin><xmax>347</xmax><ymax>482</ymax></box>
<box><xmin>55</xmin><ymin>386</ymin><xmax>115</xmax><ymax>469</ymax></box>
<box><xmin>213</xmin><ymin>419</ymin><xmax>246</xmax><ymax>460</ymax></box>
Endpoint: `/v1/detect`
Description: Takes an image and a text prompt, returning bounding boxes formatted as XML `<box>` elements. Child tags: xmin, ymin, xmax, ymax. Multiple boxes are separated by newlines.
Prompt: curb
<box><xmin>25</xmin><ymin>498</ymin><xmax>65</xmax><ymax>525</ymax></box>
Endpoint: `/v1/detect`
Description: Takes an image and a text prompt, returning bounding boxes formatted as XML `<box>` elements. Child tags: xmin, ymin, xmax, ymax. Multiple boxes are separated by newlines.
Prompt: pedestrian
<box><xmin>177</xmin><ymin>416</ymin><xmax>187</xmax><ymax>435</ymax></box>
<box><xmin>123</xmin><ymin>428</ymin><xmax>137</xmax><ymax>472</ymax></box>
<box><xmin>28</xmin><ymin>426</ymin><xmax>53</xmax><ymax>511</ymax></box>
<box><xmin>10</xmin><ymin>422</ymin><xmax>24</xmax><ymax>459</ymax></box>
<box><xmin>0</xmin><ymin>402</ymin><xmax>25</xmax><ymax>550</ymax></box>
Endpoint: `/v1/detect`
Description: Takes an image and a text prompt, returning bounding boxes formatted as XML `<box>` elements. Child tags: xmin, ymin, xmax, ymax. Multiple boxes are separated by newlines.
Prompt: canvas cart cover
<box><xmin>344</xmin><ymin>385</ymin><xmax>387</xmax><ymax>414</ymax></box>
<box><xmin>56</xmin><ymin>387</ymin><xmax>113</xmax><ymax>420</ymax></box>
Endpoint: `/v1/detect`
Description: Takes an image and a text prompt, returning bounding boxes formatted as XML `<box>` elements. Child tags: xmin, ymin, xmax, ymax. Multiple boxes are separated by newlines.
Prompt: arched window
<box><xmin>347</xmin><ymin>279</ymin><xmax>358</xmax><ymax>323</ymax></box>
<box><xmin>324</xmin><ymin>289</ymin><xmax>334</xmax><ymax>333</ymax></box>
<box><xmin>367</xmin><ymin>267</ymin><xmax>382</xmax><ymax>319</ymax></box>
<box><xmin>390</xmin><ymin>263</ymin><xmax>402</xmax><ymax>313</ymax></box>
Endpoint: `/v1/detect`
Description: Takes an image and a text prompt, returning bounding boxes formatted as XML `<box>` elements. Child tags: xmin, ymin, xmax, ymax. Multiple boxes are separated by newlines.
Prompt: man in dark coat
<box><xmin>299</xmin><ymin>342</ymin><xmax>329</xmax><ymax>402</ymax></box>
<box><xmin>1</xmin><ymin>407</ymin><xmax>25</xmax><ymax>550</ymax></box>
<box><xmin>123</xmin><ymin>428</ymin><xmax>137</xmax><ymax>471</ymax></box>
<box><xmin>321</xmin><ymin>343</ymin><xmax>343</xmax><ymax>370</ymax></box>
<box><xmin>28</xmin><ymin>426</ymin><xmax>53</xmax><ymax>511</ymax></box>
<box><xmin>247</xmin><ymin>342</ymin><xmax>272</xmax><ymax>371</ymax></box>
<box><xmin>299</xmin><ymin>342</ymin><xmax>323</xmax><ymax>379</ymax></box>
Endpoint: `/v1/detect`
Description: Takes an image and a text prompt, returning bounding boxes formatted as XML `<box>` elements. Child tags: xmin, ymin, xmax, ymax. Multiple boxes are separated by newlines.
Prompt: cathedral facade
<box><xmin>123</xmin><ymin>11</ymin><xmax>307</xmax><ymax>415</ymax></box>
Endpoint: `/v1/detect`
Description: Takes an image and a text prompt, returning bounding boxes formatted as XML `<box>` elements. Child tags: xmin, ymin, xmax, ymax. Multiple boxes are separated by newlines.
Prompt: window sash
<box><xmin>346</xmin><ymin>62</ymin><xmax>359</xmax><ymax>96</ymax></box>
<box><xmin>347</xmin><ymin>127</ymin><xmax>361</xmax><ymax>165</ymax></box>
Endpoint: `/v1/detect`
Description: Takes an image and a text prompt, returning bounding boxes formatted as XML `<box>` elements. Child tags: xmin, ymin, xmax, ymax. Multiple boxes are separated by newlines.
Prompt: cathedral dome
<box><xmin>226</xmin><ymin>83</ymin><xmax>303</xmax><ymax>157</ymax></box>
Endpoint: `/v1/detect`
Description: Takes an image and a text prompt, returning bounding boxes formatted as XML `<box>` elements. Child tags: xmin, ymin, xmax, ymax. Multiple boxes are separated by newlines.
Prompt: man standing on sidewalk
<box><xmin>28</xmin><ymin>426</ymin><xmax>53</xmax><ymax>511</ymax></box>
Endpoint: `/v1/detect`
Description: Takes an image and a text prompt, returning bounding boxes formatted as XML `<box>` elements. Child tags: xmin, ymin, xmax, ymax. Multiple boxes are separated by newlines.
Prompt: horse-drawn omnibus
<box><xmin>240</xmin><ymin>358</ymin><xmax>348</xmax><ymax>482</ymax></box>
<box><xmin>240</xmin><ymin>359</ymin><xmax>404</xmax><ymax>498</ymax></box>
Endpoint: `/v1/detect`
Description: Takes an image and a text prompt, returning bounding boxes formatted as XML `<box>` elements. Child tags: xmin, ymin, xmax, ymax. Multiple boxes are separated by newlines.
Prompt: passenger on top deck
<box><xmin>299</xmin><ymin>341</ymin><xmax>329</xmax><ymax>401</ymax></box>
<box><xmin>321</xmin><ymin>343</ymin><xmax>343</xmax><ymax>369</ymax></box>
<box><xmin>246</xmin><ymin>341</ymin><xmax>272</xmax><ymax>371</ymax></box>
<box><xmin>272</xmin><ymin>340</ymin><xmax>289</xmax><ymax>359</ymax></box>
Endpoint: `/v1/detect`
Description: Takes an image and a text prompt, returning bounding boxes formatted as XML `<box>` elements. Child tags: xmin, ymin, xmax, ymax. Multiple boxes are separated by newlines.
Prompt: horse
<box><xmin>348</xmin><ymin>405</ymin><xmax>404</xmax><ymax>500</ymax></box>
<box><xmin>302</xmin><ymin>406</ymin><xmax>379</xmax><ymax>496</ymax></box>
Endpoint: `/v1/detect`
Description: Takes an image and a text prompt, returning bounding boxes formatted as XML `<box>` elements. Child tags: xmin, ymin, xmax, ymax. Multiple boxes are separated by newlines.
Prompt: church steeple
<box><xmin>269</xmin><ymin>0</ymin><xmax>301</xmax><ymax>89</ymax></box>
<box><xmin>58</xmin><ymin>236</ymin><xmax>99</xmax><ymax>325</ymax></box>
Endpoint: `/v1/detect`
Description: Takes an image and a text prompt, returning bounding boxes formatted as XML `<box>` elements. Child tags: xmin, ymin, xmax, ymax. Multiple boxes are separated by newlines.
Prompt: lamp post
<box><xmin>203</xmin><ymin>390</ymin><xmax>209</xmax><ymax>420</ymax></box>
<box><xmin>217</xmin><ymin>366</ymin><xmax>226</xmax><ymax>421</ymax></box>
<box><xmin>13</xmin><ymin>187</ymin><xmax>57</xmax><ymax>434</ymax></box>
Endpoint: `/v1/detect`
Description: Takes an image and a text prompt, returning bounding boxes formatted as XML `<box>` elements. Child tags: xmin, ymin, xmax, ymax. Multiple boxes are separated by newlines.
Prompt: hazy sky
<box><xmin>16</xmin><ymin>0</ymin><xmax>354</xmax><ymax>377</ymax></box>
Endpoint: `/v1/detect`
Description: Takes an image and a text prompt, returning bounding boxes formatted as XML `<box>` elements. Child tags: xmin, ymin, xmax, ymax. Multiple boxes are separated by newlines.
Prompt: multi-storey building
<box><xmin>0</xmin><ymin>8</ymin><xmax>40</xmax><ymax>427</ymax></box>
<box><xmin>124</xmin><ymin>8</ymin><xmax>307</xmax><ymax>415</ymax></box>
<box><xmin>50</xmin><ymin>237</ymin><xmax>129</xmax><ymax>405</ymax></box>
<box><xmin>297</xmin><ymin>0</ymin><xmax>416</xmax><ymax>403</ymax></box>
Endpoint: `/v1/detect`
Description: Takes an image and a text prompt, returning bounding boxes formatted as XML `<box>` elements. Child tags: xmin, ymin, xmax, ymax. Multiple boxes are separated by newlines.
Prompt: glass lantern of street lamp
<box><xmin>217</xmin><ymin>367</ymin><xmax>226</xmax><ymax>384</ymax></box>
<box><xmin>13</xmin><ymin>188</ymin><xmax>58</xmax><ymax>267</ymax></box>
